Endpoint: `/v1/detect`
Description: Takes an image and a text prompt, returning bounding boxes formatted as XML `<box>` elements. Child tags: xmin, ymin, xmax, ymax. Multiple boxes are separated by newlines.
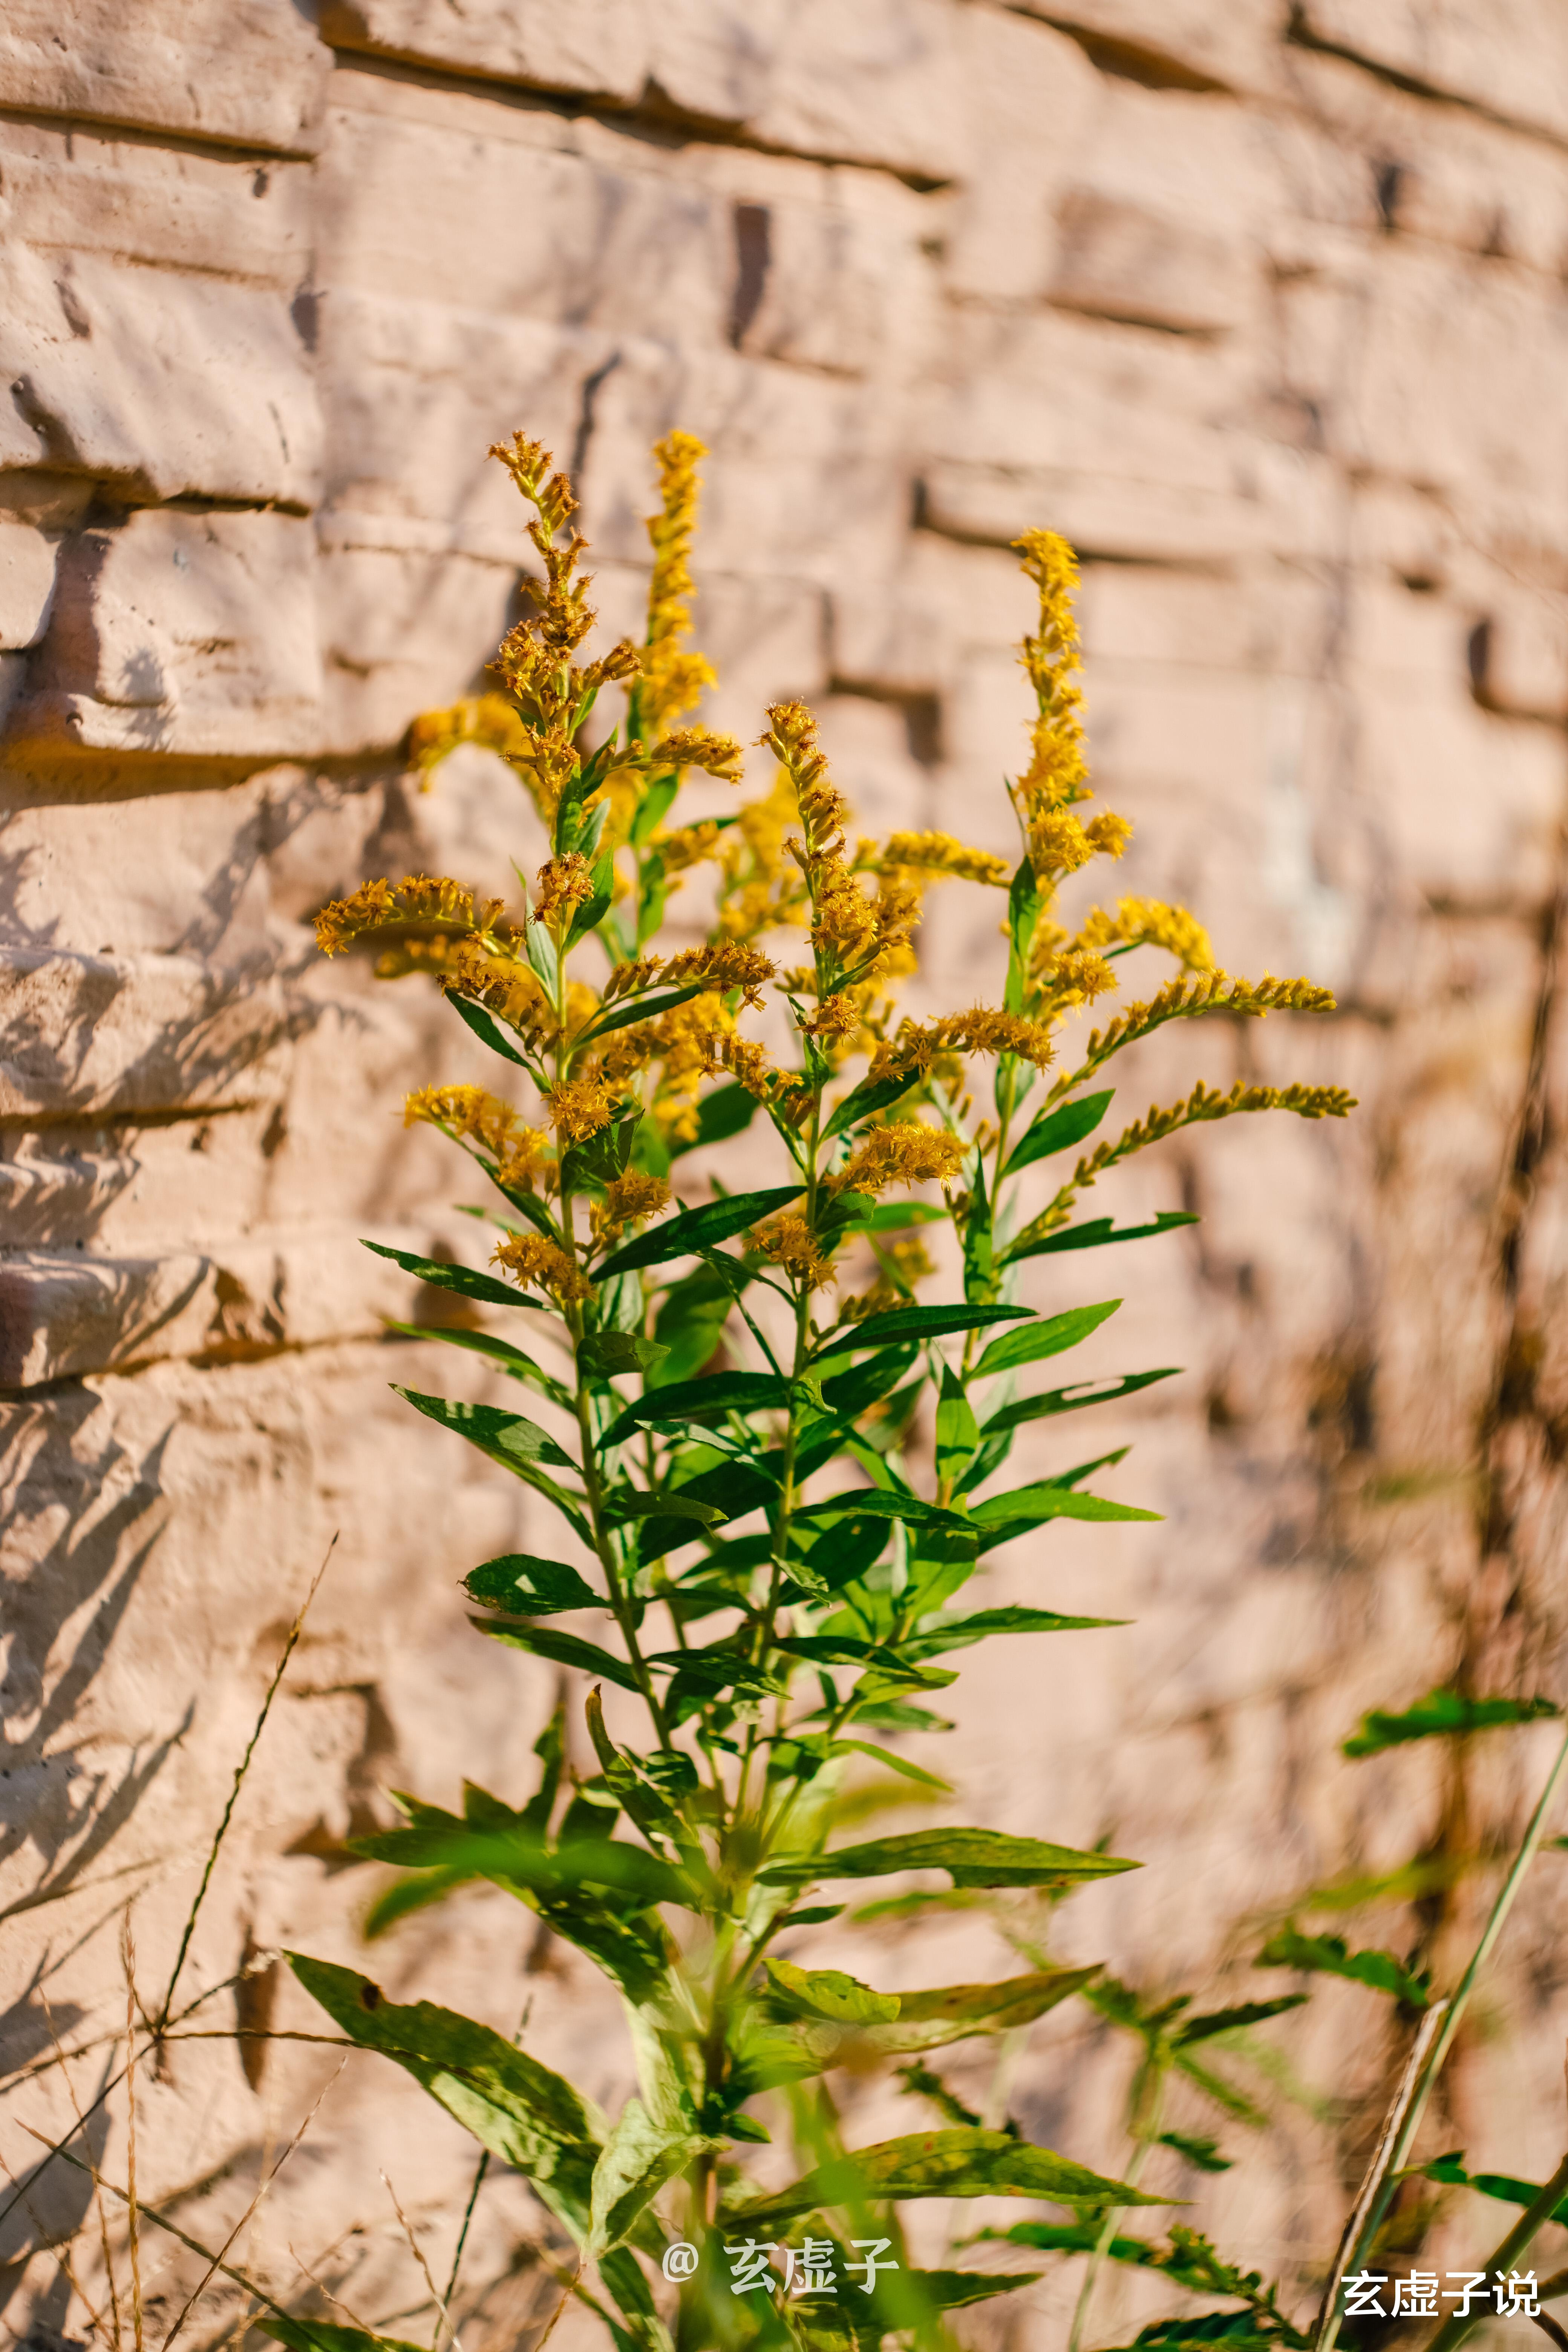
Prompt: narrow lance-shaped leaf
<box><xmin>387</xmin><ymin>1320</ymin><xmax>574</xmax><ymax>1410</ymax></box>
<box><xmin>763</xmin><ymin>1958</ymin><xmax>902</xmax><ymax>2026</ymax></box>
<box><xmin>972</xmin><ymin>1300</ymin><xmax>1120</xmax><ymax>1380</ymax></box>
<box><xmin>1003</xmin><ymin>1089</ymin><xmax>1114</xmax><ymax>1178</ymax></box>
<box><xmin>812</xmin><ymin>1302</ymin><xmax>1033</xmax><ymax>1360</ymax></box>
<box><xmin>588</xmin><ymin>2097</ymin><xmax>710</xmax><ymax>2254</ymax></box>
<box><xmin>260</xmin><ymin>2323</ymin><xmax>428</xmax><ymax>2352</ymax></box>
<box><xmin>726</xmin><ymin>2127</ymin><xmax>1171</xmax><ymax>2226</ymax></box>
<box><xmin>761</xmin><ymin>1827</ymin><xmax>1139</xmax><ymax>1890</ymax></box>
<box><xmin>464</xmin><ymin>1553</ymin><xmax>604</xmax><ymax>1615</ymax></box>
<box><xmin>1006</xmin><ymin>1210</ymin><xmax>1199</xmax><ymax>1265</ymax></box>
<box><xmin>445</xmin><ymin>989</ymin><xmax>534</xmax><ymax>1068</ymax></box>
<box><xmin>597</xmin><ymin>1183</ymin><xmax>805</xmax><ymax>1279</ymax></box>
<box><xmin>364</xmin><ymin>1238</ymin><xmax>541</xmax><ymax>1315</ymax></box>
<box><xmin>1341</xmin><ymin>1687</ymin><xmax>1561</xmax><ymax>1757</ymax></box>
<box><xmin>935</xmin><ymin>1363</ymin><xmax>978</xmax><ymax>1490</ymax></box>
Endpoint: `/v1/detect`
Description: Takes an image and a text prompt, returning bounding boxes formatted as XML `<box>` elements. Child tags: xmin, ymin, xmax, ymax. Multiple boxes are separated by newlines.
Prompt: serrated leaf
<box><xmin>1341</xmin><ymin>1687</ymin><xmax>1561</xmax><ymax>1757</ymax></box>
<box><xmin>364</xmin><ymin>1239</ymin><xmax>538</xmax><ymax>1315</ymax></box>
<box><xmin>760</xmin><ymin>1828</ymin><xmax>1138</xmax><ymax>1891</ymax></box>
<box><xmin>475</xmin><ymin>1620</ymin><xmax>640</xmax><ymax>1689</ymax></box>
<box><xmin>1255</xmin><ymin>1928</ymin><xmax>1430</xmax><ymax>2006</ymax></box>
<box><xmin>1003</xmin><ymin>1089</ymin><xmax>1114</xmax><ymax>1177</ymax></box>
<box><xmin>387</xmin><ymin>1321</ymin><xmax>573</xmax><ymax>1410</ymax></box>
<box><xmin>727</xmin><ymin>2127</ymin><xmax>1168</xmax><ymax>2225</ymax></box>
<box><xmin>577</xmin><ymin>1331</ymin><xmax>671</xmax><ymax>1379</ymax></box>
<box><xmin>811</xmin><ymin>1303</ymin><xmax>1032</xmax><ymax>1360</ymax></box>
<box><xmin>445</xmin><ymin>991</ymin><xmax>533</xmax><ymax>1068</ymax></box>
<box><xmin>464</xmin><ymin>1554</ymin><xmax>603</xmax><ymax>1616</ymax></box>
<box><xmin>597</xmin><ymin>1184</ymin><xmax>804</xmax><ymax>1279</ymax></box>
<box><xmin>764</xmin><ymin>1958</ymin><xmax>902</xmax><ymax>2026</ymax></box>
<box><xmin>285</xmin><ymin>1956</ymin><xmax>601</xmax><ymax>2231</ymax></box>
<box><xmin>972</xmin><ymin>1300</ymin><xmax>1120</xmax><ymax>1380</ymax></box>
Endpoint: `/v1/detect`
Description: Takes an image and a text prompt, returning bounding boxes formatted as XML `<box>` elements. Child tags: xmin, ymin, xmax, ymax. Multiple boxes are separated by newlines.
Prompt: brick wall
<box><xmin>4</xmin><ymin>5</ymin><xmax>1568</xmax><ymax>2342</ymax></box>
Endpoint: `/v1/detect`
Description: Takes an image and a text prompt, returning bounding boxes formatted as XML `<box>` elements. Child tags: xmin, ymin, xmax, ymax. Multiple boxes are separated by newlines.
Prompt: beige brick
<box><xmin>0</xmin><ymin>246</ymin><xmax>320</xmax><ymax>506</ymax></box>
<box><xmin>9</xmin><ymin>509</ymin><xmax>321</xmax><ymax>764</ymax></box>
<box><xmin>1004</xmin><ymin>0</ymin><xmax>1286</xmax><ymax>94</ymax></box>
<box><xmin>0</xmin><ymin>522</ymin><xmax>57</xmax><ymax>652</ymax></box>
<box><xmin>0</xmin><ymin>0</ymin><xmax>329</xmax><ymax>154</ymax></box>
<box><xmin>1296</xmin><ymin>0</ymin><xmax>1568</xmax><ymax>145</ymax></box>
<box><xmin>320</xmin><ymin>0</ymin><xmax>649</xmax><ymax>103</ymax></box>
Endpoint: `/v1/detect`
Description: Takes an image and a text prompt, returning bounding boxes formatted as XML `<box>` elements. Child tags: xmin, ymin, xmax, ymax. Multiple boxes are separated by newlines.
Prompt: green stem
<box><xmin>1423</xmin><ymin>2149</ymin><xmax>1568</xmax><ymax>2352</ymax></box>
<box><xmin>1067</xmin><ymin>2085</ymin><xmax>1162</xmax><ymax>2352</ymax></box>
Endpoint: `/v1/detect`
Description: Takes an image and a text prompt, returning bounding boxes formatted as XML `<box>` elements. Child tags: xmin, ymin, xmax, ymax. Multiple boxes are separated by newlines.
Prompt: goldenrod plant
<box><xmin>297</xmin><ymin>425</ymin><xmax>1358</xmax><ymax>2352</ymax></box>
<box><xmin>21</xmin><ymin>433</ymin><xmax>1567</xmax><ymax>2352</ymax></box>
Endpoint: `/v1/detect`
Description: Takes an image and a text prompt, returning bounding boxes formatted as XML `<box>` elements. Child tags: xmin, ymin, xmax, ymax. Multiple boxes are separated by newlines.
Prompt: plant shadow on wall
<box><xmin>7</xmin><ymin>434</ymin><xmax>1568</xmax><ymax>2352</ymax></box>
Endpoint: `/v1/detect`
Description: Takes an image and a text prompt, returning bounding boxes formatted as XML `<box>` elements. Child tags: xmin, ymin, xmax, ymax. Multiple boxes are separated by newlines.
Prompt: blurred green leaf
<box><xmin>1342</xmin><ymin>1687</ymin><xmax>1561</xmax><ymax>1757</ymax></box>
<box><xmin>728</xmin><ymin>2127</ymin><xmax>1170</xmax><ymax>2225</ymax></box>
<box><xmin>1256</xmin><ymin>1927</ymin><xmax>1430</xmax><ymax>2006</ymax></box>
<box><xmin>761</xmin><ymin>1828</ymin><xmax>1138</xmax><ymax>1890</ymax></box>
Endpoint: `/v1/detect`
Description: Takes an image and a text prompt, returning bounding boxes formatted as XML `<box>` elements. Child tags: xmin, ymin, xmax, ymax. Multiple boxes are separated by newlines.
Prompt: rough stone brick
<box><xmin>0</xmin><ymin>246</ymin><xmax>321</xmax><ymax>506</ymax></box>
<box><xmin>1295</xmin><ymin>0</ymin><xmax>1568</xmax><ymax>144</ymax></box>
<box><xmin>0</xmin><ymin>522</ymin><xmax>57</xmax><ymax>651</ymax></box>
<box><xmin>0</xmin><ymin>0</ymin><xmax>330</xmax><ymax>154</ymax></box>
<box><xmin>1005</xmin><ymin>0</ymin><xmax>1286</xmax><ymax>94</ymax></box>
<box><xmin>319</xmin><ymin>0</ymin><xmax>651</xmax><ymax>103</ymax></box>
<box><xmin>9</xmin><ymin>509</ymin><xmax>322</xmax><ymax>765</ymax></box>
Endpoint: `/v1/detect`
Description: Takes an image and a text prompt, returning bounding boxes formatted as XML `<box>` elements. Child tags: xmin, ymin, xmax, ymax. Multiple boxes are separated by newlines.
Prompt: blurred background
<box><xmin>5</xmin><ymin>3</ymin><xmax>1568</xmax><ymax>2346</ymax></box>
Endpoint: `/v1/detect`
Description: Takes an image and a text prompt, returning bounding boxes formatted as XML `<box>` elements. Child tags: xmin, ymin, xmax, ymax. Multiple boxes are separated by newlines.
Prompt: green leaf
<box><xmin>1173</xmin><ymin>1997</ymin><xmax>1308</xmax><ymax>2046</ymax></box>
<box><xmin>387</xmin><ymin>1321</ymin><xmax>574</xmax><ymax>1410</ymax></box>
<box><xmin>979</xmin><ymin>1366</ymin><xmax>1179</xmax><ymax>1438</ymax></box>
<box><xmin>1158</xmin><ymin>2132</ymin><xmax>1234</xmax><ymax>2173</ymax></box>
<box><xmin>573</xmin><ymin>982</ymin><xmax>709</xmax><ymax>1052</ymax></box>
<box><xmin>903</xmin><ymin>1605</ymin><xmax>1122</xmax><ymax>1657</ymax></box>
<box><xmin>578</xmin><ymin>1331</ymin><xmax>671</xmax><ymax>1379</ymax></box>
<box><xmin>560</xmin><ymin>1109</ymin><xmax>640</xmax><ymax>1194</ymax></box>
<box><xmin>649</xmin><ymin>1264</ymin><xmax>733</xmax><ymax>1386</ymax></box>
<box><xmin>830</xmin><ymin>1740</ymin><xmax>952</xmax><ymax>1791</ymax></box>
<box><xmin>475</xmin><ymin>1621</ymin><xmax>640</xmax><ymax>1690</ymax></box>
<box><xmin>1255</xmin><ymin>1928</ymin><xmax>1430</xmax><ymax>2007</ymax></box>
<box><xmin>794</xmin><ymin>1490</ymin><xmax>974</xmax><ymax>1536</ymax></box>
<box><xmin>971</xmin><ymin>1482</ymin><xmax>1160</xmax><ymax>1544</ymax></box>
<box><xmin>259</xmin><ymin>2323</ymin><xmax>428</xmax><ymax>2352</ymax></box>
<box><xmin>362</xmin><ymin>1865</ymin><xmax>475</xmax><ymax>1941</ymax></box>
<box><xmin>285</xmin><ymin>1955</ymin><xmax>601</xmax><ymax>2230</ymax></box>
<box><xmin>348</xmin><ymin>1803</ymin><xmax>690</xmax><ymax>1908</ymax></box>
<box><xmin>364</xmin><ymin>1239</ymin><xmax>536</xmax><ymax>1315</ymax></box>
<box><xmin>464</xmin><ymin>1554</ymin><xmax>603</xmax><ymax>1616</ymax></box>
<box><xmin>728</xmin><ymin>2127</ymin><xmax>1169</xmax><ymax>2226</ymax></box>
<box><xmin>874</xmin><ymin>2269</ymin><xmax>1045</xmax><ymax>2323</ymax></box>
<box><xmin>764</xmin><ymin>1958</ymin><xmax>902</xmax><ymax>2026</ymax></box>
<box><xmin>668</xmin><ymin>1082</ymin><xmax>759</xmax><ymax>1159</ymax></box>
<box><xmin>1342</xmin><ymin>1687</ymin><xmax>1561</xmax><ymax>1757</ymax></box>
<box><xmin>1006</xmin><ymin>1210</ymin><xmax>1199</xmax><ymax>1263</ymax></box>
<box><xmin>599</xmin><ymin>1372</ymin><xmax>790</xmax><ymax>1448</ymax></box>
<box><xmin>972</xmin><ymin>1300</ymin><xmax>1120</xmax><ymax>1380</ymax></box>
<box><xmin>811</xmin><ymin>1303</ymin><xmax>1033</xmax><ymax>1360</ymax></box>
<box><xmin>605</xmin><ymin>1490</ymin><xmax>728</xmax><ymax>1527</ymax></box>
<box><xmin>761</xmin><ymin>1828</ymin><xmax>1139</xmax><ymax>1891</ymax></box>
<box><xmin>394</xmin><ymin>1387</ymin><xmax>578</xmax><ymax>1476</ymax></box>
<box><xmin>1003</xmin><ymin>1090</ymin><xmax>1113</xmax><ymax>1176</ymax></box>
<box><xmin>445</xmin><ymin>990</ymin><xmax>533</xmax><ymax>1069</ymax></box>
<box><xmin>588</xmin><ymin>2097</ymin><xmax>707</xmax><ymax>2254</ymax></box>
<box><xmin>867</xmin><ymin>1967</ymin><xmax>1099</xmax><ymax>2053</ymax></box>
<box><xmin>822</xmin><ymin>1068</ymin><xmax>921</xmax><ymax>1142</ymax></box>
<box><xmin>935</xmin><ymin>1365</ymin><xmax>978</xmax><ymax>1490</ymax></box>
<box><xmin>597</xmin><ymin>1184</ymin><xmax>804</xmax><ymax>1279</ymax></box>
<box><xmin>1412</xmin><ymin>2152</ymin><xmax>1568</xmax><ymax>2227</ymax></box>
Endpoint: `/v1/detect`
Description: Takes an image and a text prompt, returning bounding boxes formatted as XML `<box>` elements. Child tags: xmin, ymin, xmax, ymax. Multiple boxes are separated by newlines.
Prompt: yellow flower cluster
<box><xmin>547</xmin><ymin>1073</ymin><xmax>622</xmax><ymax>1145</ymax></box>
<box><xmin>492</xmin><ymin>1230</ymin><xmax>591</xmax><ymax>1303</ymax></box>
<box><xmin>835</xmin><ymin>1123</ymin><xmax>967</xmax><ymax>1197</ymax></box>
<box><xmin>315</xmin><ymin>873</ymin><xmax>478</xmax><ymax>957</ymax></box>
<box><xmin>646</xmin><ymin>727</ymin><xmax>745</xmax><ymax>785</ymax></box>
<box><xmin>443</xmin><ymin>936</ymin><xmax>559</xmax><ymax>1052</ymax></box>
<box><xmin>1031</xmin><ymin>946</ymin><xmax>1119</xmax><ymax>1010</ymax></box>
<box><xmin>760</xmin><ymin>701</ymin><xmax>919</xmax><ymax>994</ymax></box>
<box><xmin>1072</xmin><ymin>1078</ymin><xmax>1360</xmax><ymax>1194</ymax></box>
<box><xmin>405</xmin><ymin>693</ymin><xmax>530</xmax><ymax>787</ymax></box>
<box><xmin>534</xmin><ymin>853</ymin><xmax>596</xmax><ymax>933</ymax></box>
<box><xmin>1013</xmin><ymin>528</ymin><xmax>1088</xmax><ymax>816</ymax></box>
<box><xmin>603</xmin><ymin>940</ymin><xmax>776</xmax><ymax>1012</ymax></box>
<box><xmin>874</xmin><ymin>1007</ymin><xmax>1056</xmax><ymax>1080</ymax></box>
<box><xmin>404</xmin><ymin>1083</ymin><xmax>551</xmax><ymax>1191</ymax></box>
<box><xmin>750</xmin><ymin>1212</ymin><xmax>834</xmax><ymax>1291</ymax></box>
<box><xmin>1077</xmin><ymin>897</ymin><xmax>1215</xmax><ymax>973</ymax></box>
<box><xmin>1075</xmin><ymin>970</ymin><xmax>1338</xmax><ymax>1078</ymax></box>
<box><xmin>601</xmin><ymin>1170</ymin><xmax>671</xmax><ymax>1230</ymax></box>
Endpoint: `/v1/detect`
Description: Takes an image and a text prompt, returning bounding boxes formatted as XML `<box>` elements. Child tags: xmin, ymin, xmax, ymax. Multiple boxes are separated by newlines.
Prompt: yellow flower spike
<box><xmin>1076</xmin><ymin>897</ymin><xmax>1216</xmax><ymax>973</ymax></box>
<box><xmin>873</xmin><ymin>1006</ymin><xmax>1056</xmax><ymax>1079</ymax></box>
<box><xmin>1085</xmin><ymin>811</ymin><xmax>1132</xmax><ymax>860</ymax></box>
<box><xmin>406</xmin><ymin>693</ymin><xmax>531</xmax><ymax>789</ymax></box>
<box><xmin>534</xmin><ymin>853</ymin><xmax>596</xmax><ymax>934</ymax></box>
<box><xmin>1013</xmin><ymin>527</ymin><xmax>1089</xmax><ymax>817</ymax></box>
<box><xmin>640</xmin><ymin>430</ymin><xmax>717</xmax><ymax>735</ymax></box>
<box><xmin>647</xmin><ymin>726</ymin><xmax>745</xmax><ymax>785</ymax></box>
<box><xmin>600</xmin><ymin>1171</ymin><xmax>671</xmax><ymax>1231</ymax></box>
<box><xmin>880</xmin><ymin>831</ymin><xmax>1014</xmax><ymax>888</ymax></box>
<box><xmin>546</xmin><ymin>1074</ymin><xmax>622</xmax><ymax>1145</ymax></box>
<box><xmin>315</xmin><ymin>873</ymin><xmax>478</xmax><ymax>956</ymax></box>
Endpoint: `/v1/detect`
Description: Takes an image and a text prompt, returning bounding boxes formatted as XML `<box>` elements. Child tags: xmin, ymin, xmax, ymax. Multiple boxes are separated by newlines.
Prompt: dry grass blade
<box><xmin>381</xmin><ymin>2169</ymin><xmax>458</xmax><ymax>2351</ymax></box>
<box><xmin>1312</xmin><ymin>1999</ymin><xmax>1447</xmax><ymax>2352</ymax></box>
<box><xmin>16</xmin><ymin>2127</ymin><xmax>296</xmax><ymax>2326</ymax></box>
<box><xmin>0</xmin><ymin>2146</ymin><xmax>111</xmax><ymax>2343</ymax></box>
<box><xmin>289</xmin><ymin>2241</ymin><xmax>381</xmax><ymax>2334</ymax></box>
<box><xmin>123</xmin><ymin>1916</ymin><xmax>145</xmax><ymax>2352</ymax></box>
<box><xmin>160</xmin><ymin>1539</ymin><xmax>335</xmax><ymax>2028</ymax></box>
<box><xmin>42</xmin><ymin>1985</ymin><xmax>124</xmax><ymax>2352</ymax></box>
<box><xmin>162</xmin><ymin>2059</ymin><xmax>348</xmax><ymax>2352</ymax></box>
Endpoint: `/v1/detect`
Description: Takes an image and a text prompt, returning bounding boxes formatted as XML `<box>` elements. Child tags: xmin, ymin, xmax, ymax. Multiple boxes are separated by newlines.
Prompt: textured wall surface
<box><xmin>5</xmin><ymin>4</ymin><xmax>1568</xmax><ymax>2346</ymax></box>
